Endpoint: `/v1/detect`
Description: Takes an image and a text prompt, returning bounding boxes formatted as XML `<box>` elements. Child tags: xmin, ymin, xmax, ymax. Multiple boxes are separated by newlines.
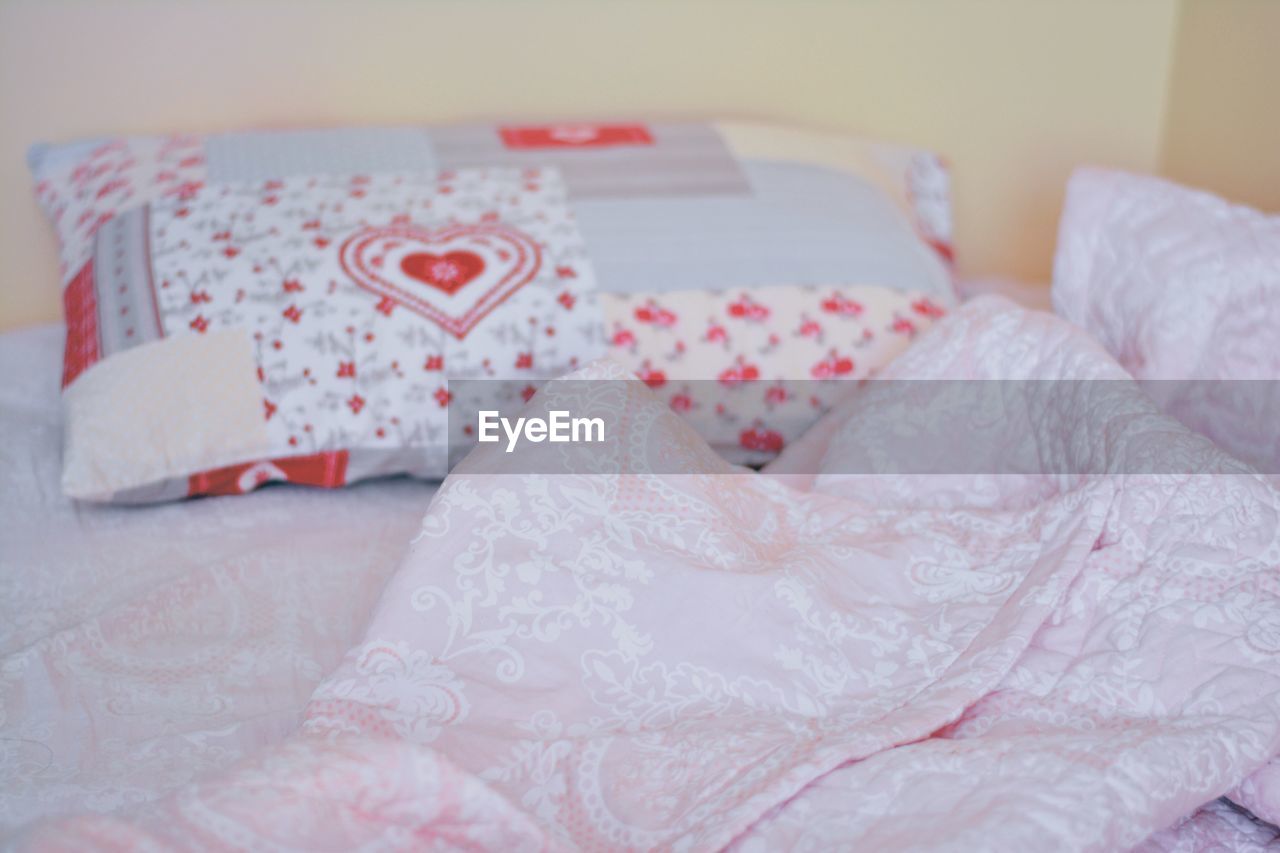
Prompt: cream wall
<box><xmin>0</xmin><ymin>0</ymin><xmax>1184</xmax><ymax>331</ymax></box>
<box><xmin>1161</xmin><ymin>0</ymin><xmax>1280</xmax><ymax>214</ymax></box>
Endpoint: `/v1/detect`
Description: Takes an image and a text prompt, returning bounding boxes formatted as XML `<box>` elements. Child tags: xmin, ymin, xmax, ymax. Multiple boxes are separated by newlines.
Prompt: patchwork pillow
<box><xmin>30</xmin><ymin>120</ymin><xmax>955</xmax><ymax>502</ymax></box>
<box><xmin>1052</xmin><ymin>168</ymin><xmax>1280</xmax><ymax>476</ymax></box>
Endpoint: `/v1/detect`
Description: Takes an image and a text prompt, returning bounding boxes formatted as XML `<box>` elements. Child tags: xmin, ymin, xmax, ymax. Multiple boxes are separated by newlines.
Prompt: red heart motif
<box><xmin>339</xmin><ymin>223</ymin><xmax>542</xmax><ymax>339</ymax></box>
<box><xmin>399</xmin><ymin>251</ymin><xmax>485</xmax><ymax>296</ymax></box>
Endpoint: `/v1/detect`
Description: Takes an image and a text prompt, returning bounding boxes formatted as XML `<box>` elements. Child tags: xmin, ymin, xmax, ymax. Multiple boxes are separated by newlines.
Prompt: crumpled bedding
<box><xmin>10</xmin><ymin>298</ymin><xmax>1280</xmax><ymax>850</ymax></box>
<box><xmin>1234</xmin><ymin>760</ymin><xmax>1280</xmax><ymax>827</ymax></box>
<box><xmin>1052</xmin><ymin>167</ymin><xmax>1280</xmax><ymax>485</ymax></box>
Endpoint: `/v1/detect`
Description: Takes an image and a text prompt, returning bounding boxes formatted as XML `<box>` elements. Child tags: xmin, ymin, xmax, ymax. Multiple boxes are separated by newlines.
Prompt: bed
<box><xmin>2</xmin><ymin>102</ymin><xmax>1278</xmax><ymax>851</ymax></box>
<box><xmin>7</xmin><ymin>289</ymin><xmax>1280</xmax><ymax>845</ymax></box>
<box><xmin>5</xmin><ymin>282</ymin><xmax>1280</xmax><ymax>850</ymax></box>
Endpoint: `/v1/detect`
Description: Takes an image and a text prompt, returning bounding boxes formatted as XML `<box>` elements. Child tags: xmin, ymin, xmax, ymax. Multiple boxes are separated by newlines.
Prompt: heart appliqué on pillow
<box><xmin>399</xmin><ymin>250</ymin><xmax>486</xmax><ymax>296</ymax></box>
<box><xmin>340</xmin><ymin>223</ymin><xmax>542</xmax><ymax>339</ymax></box>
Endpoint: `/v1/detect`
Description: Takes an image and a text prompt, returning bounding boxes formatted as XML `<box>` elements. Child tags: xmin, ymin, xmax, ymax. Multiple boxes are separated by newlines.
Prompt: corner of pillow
<box><xmin>60</xmin><ymin>329</ymin><xmax>272</xmax><ymax>502</ymax></box>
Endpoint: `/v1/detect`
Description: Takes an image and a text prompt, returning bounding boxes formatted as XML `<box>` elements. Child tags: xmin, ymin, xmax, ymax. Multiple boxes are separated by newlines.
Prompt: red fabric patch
<box><xmin>399</xmin><ymin>250</ymin><xmax>485</xmax><ymax>295</ymax></box>
<box><xmin>498</xmin><ymin>124</ymin><xmax>654</xmax><ymax>149</ymax></box>
<box><xmin>188</xmin><ymin>450</ymin><xmax>349</xmax><ymax>497</ymax></box>
<box><xmin>62</xmin><ymin>261</ymin><xmax>101</xmax><ymax>387</ymax></box>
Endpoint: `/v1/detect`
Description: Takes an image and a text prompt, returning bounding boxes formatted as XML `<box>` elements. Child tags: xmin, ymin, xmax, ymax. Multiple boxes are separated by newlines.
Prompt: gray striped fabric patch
<box><xmin>574</xmin><ymin>161</ymin><xmax>951</xmax><ymax>297</ymax></box>
<box><xmin>205</xmin><ymin>127</ymin><xmax>437</xmax><ymax>183</ymax></box>
<box><xmin>93</xmin><ymin>207</ymin><xmax>163</xmax><ymax>355</ymax></box>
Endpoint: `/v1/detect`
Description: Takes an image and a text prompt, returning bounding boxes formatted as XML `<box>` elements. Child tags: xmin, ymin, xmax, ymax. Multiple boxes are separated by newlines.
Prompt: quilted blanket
<box><xmin>16</xmin><ymin>297</ymin><xmax>1280</xmax><ymax>850</ymax></box>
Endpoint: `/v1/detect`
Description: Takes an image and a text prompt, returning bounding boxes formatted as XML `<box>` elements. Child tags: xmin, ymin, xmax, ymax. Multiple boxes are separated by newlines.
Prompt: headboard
<box><xmin>0</xmin><ymin>0</ymin><xmax>1183</xmax><ymax>331</ymax></box>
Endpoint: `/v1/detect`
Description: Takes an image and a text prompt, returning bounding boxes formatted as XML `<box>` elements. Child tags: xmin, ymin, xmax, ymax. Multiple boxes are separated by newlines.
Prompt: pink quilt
<box><xmin>15</xmin><ymin>297</ymin><xmax>1280</xmax><ymax>850</ymax></box>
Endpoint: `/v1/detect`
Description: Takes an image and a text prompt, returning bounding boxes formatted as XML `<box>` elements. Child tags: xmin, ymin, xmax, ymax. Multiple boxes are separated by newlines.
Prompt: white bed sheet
<box><xmin>0</xmin><ymin>325</ymin><xmax>438</xmax><ymax>835</ymax></box>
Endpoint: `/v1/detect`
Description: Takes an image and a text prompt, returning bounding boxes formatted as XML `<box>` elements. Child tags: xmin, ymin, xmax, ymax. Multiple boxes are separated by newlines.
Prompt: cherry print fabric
<box><xmin>601</xmin><ymin>284</ymin><xmax>946</xmax><ymax>461</ymax></box>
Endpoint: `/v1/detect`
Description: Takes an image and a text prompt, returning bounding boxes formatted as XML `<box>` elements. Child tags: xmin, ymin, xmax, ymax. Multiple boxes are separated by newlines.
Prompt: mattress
<box><xmin>0</xmin><ymin>324</ymin><xmax>438</xmax><ymax>833</ymax></box>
